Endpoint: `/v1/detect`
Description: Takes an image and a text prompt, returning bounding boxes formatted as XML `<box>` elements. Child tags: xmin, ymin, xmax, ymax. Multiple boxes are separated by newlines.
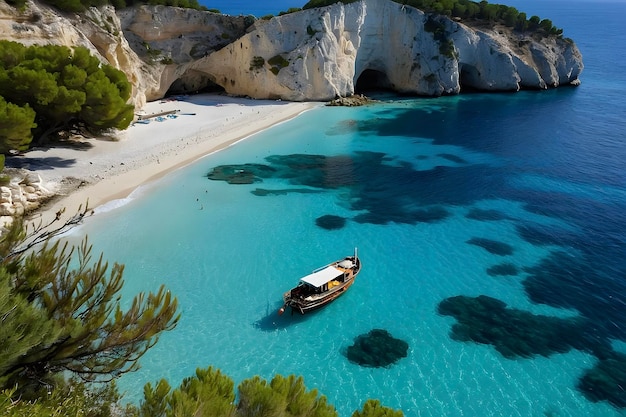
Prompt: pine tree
<box><xmin>237</xmin><ymin>374</ymin><xmax>337</xmax><ymax>417</ymax></box>
<box><xmin>0</xmin><ymin>41</ymin><xmax>135</xmax><ymax>151</ymax></box>
<box><xmin>0</xmin><ymin>214</ymin><xmax>180</xmax><ymax>391</ymax></box>
<box><xmin>352</xmin><ymin>399</ymin><xmax>404</xmax><ymax>417</ymax></box>
<box><xmin>0</xmin><ymin>97</ymin><xmax>36</xmax><ymax>153</ymax></box>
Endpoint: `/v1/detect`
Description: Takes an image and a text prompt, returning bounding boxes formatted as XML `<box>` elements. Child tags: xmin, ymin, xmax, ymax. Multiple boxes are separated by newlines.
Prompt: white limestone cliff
<box><xmin>0</xmin><ymin>0</ymin><xmax>583</xmax><ymax>105</ymax></box>
<box><xmin>198</xmin><ymin>0</ymin><xmax>583</xmax><ymax>100</ymax></box>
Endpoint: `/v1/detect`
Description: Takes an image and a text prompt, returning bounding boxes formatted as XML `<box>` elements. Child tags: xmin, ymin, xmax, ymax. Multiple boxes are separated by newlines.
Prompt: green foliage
<box><xmin>352</xmin><ymin>399</ymin><xmax>404</xmax><ymax>417</ymax></box>
<box><xmin>140</xmin><ymin>379</ymin><xmax>171</xmax><ymax>417</ymax></box>
<box><xmin>139</xmin><ymin>371</ymin><xmax>338</xmax><ymax>417</ymax></box>
<box><xmin>394</xmin><ymin>0</ymin><xmax>564</xmax><ymax>36</ymax></box>
<box><xmin>1</xmin><ymin>379</ymin><xmax>138</xmax><ymax>417</ymax></box>
<box><xmin>237</xmin><ymin>374</ymin><xmax>338</xmax><ymax>417</ymax></box>
<box><xmin>0</xmin><ymin>216</ymin><xmax>180</xmax><ymax>391</ymax></box>
<box><xmin>278</xmin><ymin>7</ymin><xmax>302</xmax><ymax>16</ymax></box>
<box><xmin>268</xmin><ymin>54</ymin><xmax>289</xmax><ymax>75</ymax></box>
<box><xmin>46</xmin><ymin>0</ymin><xmax>86</xmax><ymax>12</ymax></box>
<box><xmin>250</xmin><ymin>56</ymin><xmax>265</xmax><ymax>71</ymax></box>
<box><xmin>0</xmin><ymin>96</ymin><xmax>36</xmax><ymax>153</ymax></box>
<box><xmin>0</xmin><ymin>265</ymin><xmax>61</xmax><ymax>386</ymax></box>
<box><xmin>303</xmin><ymin>0</ymin><xmax>359</xmax><ymax>9</ymax></box>
<box><xmin>0</xmin><ymin>41</ymin><xmax>134</xmax><ymax>152</ymax></box>
<box><xmin>243</xmin><ymin>15</ymin><xmax>256</xmax><ymax>28</ymax></box>
<box><xmin>423</xmin><ymin>16</ymin><xmax>456</xmax><ymax>59</ymax></box>
<box><xmin>142</xmin><ymin>367</ymin><xmax>236</xmax><ymax>417</ymax></box>
<box><xmin>4</xmin><ymin>0</ymin><xmax>28</xmax><ymax>8</ymax></box>
<box><xmin>237</xmin><ymin>376</ymin><xmax>287</xmax><ymax>417</ymax></box>
<box><xmin>145</xmin><ymin>46</ymin><xmax>160</xmax><ymax>57</ymax></box>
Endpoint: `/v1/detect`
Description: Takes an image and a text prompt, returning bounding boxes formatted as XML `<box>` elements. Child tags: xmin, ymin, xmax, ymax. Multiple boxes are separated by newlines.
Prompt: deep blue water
<box><xmin>68</xmin><ymin>1</ymin><xmax>626</xmax><ymax>416</ymax></box>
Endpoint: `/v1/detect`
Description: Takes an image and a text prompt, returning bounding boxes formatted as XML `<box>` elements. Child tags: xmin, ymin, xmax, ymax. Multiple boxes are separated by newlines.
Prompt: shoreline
<box><xmin>8</xmin><ymin>94</ymin><xmax>319</xmax><ymax>227</ymax></box>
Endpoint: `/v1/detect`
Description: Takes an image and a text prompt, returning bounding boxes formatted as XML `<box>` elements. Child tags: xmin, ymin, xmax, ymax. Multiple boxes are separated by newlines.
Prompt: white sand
<box><xmin>20</xmin><ymin>94</ymin><xmax>318</xmax><ymax>225</ymax></box>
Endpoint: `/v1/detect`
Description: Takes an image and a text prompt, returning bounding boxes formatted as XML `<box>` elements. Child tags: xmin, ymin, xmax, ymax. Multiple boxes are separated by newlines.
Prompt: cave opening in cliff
<box><xmin>355</xmin><ymin>69</ymin><xmax>394</xmax><ymax>94</ymax></box>
<box><xmin>165</xmin><ymin>72</ymin><xmax>225</xmax><ymax>97</ymax></box>
<box><xmin>458</xmin><ymin>64</ymin><xmax>482</xmax><ymax>93</ymax></box>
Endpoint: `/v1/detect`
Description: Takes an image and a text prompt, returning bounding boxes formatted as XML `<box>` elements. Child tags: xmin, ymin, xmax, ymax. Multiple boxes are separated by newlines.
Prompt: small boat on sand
<box><xmin>279</xmin><ymin>248</ymin><xmax>361</xmax><ymax>315</ymax></box>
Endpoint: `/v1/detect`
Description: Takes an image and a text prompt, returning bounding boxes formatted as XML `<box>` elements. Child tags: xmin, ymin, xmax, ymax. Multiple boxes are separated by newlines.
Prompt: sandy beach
<box><xmin>8</xmin><ymin>94</ymin><xmax>318</xmax><ymax>226</ymax></box>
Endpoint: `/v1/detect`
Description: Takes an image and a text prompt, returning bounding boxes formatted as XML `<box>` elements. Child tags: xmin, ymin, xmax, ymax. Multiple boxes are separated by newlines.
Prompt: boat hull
<box><xmin>285</xmin><ymin>278</ymin><xmax>355</xmax><ymax>315</ymax></box>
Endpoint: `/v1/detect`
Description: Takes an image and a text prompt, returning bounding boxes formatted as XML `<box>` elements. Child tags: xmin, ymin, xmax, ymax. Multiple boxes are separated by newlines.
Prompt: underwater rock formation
<box><xmin>315</xmin><ymin>215</ymin><xmax>346</xmax><ymax>230</ymax></box>
<box><xmin>486</xmin><ymin>262</ymin><xmax>519</xmax><ymax>277</ymax></box>
<box><xmin>577</xmin><ymin>351</ymin><xmax>626</xmax><ymax>409</ymax></box>
<box><xmin>437</xmin><ymin>295</ymin><xmax>590</xmax><ymax>359</ymax></box>
<box><xmin>467</xmin><ymin>237</ymin><xmax>514</xmax><ymax>256</ymax></box>
<box><xmin>206</xmin><ymin>164</ymin><xmax>275</xmax><ymax>184</ymax></box>
<box><xmin>345</xmin><ymin>329</ymin><xmax>409</xmax><ymax>367</ymax></box>
<box><xmin>465</xmin><ymin>208</ymin><xmax>509</xmax><ymax>222</ymax></box>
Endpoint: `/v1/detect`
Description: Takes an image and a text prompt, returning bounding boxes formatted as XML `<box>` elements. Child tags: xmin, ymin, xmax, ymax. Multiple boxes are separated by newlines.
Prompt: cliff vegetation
<box><xmin>303</xmin><ymin>0</ymin><xmax>564</xmax><ymax>36</ymax></box>
<box><xmin>5</xmin><ymin>0</ymin><xmax>207</xmax><ymax>13</ymax></box>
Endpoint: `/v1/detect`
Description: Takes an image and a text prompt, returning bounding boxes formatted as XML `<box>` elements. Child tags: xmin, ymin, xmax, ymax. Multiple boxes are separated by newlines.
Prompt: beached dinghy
<box><xmin>279</xmin><ymin>248</ymin><xmax>361</xmax><ymax>315</ymax></box>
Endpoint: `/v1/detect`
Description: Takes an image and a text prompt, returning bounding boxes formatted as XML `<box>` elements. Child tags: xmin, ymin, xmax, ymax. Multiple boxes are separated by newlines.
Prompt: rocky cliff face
<box><xmin>198</xmin><ymin>0</ymin><xmax>583</xmax><ymax>100</ymax></box>
<box><xmin>0</xmin><ymin>0</ymin><xmax>583</xmax><ymax>105</ymax></box>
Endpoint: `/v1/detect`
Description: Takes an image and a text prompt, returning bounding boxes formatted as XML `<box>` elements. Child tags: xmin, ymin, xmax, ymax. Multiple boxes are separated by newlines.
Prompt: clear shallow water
<box><xmin>68</xmin><ymin>1</ymin><xmax>626</xmax><ymax>416</ymax></box>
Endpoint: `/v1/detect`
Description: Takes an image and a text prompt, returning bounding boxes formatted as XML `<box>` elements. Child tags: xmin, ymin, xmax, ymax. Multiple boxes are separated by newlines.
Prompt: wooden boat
<box><xmin>278</xmin><ymin>248</ymin><xmax>361</xmax><ymax>315</ymax></box>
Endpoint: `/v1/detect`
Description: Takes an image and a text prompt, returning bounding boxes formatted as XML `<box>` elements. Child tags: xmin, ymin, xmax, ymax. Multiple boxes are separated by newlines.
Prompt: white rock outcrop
<box><xmin>0</xmin><ymin>171</ymin><xmax>53</xmax><ymax>229</ymax></box>
<box><xmin>0</xmin><ymin>0</ymin><xmax>583</xmax><ymax>104</ymax></box>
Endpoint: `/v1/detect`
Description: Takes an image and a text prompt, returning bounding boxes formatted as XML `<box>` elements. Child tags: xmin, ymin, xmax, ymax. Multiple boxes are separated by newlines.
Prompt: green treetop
<box><xmin>0</xmin><ymin>41</ymin><xmax>134</xmax><ymax>153</ymax></box>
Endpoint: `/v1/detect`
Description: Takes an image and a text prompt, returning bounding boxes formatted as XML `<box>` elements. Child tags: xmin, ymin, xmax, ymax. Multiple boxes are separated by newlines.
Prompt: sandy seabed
<box><xmin>12</xmin><ymin>94</ymin><xmax>318</xmax><ymax>226</ymax></box>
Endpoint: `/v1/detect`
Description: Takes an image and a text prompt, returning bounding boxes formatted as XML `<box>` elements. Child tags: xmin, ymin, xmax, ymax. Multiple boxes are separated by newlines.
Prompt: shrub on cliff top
<box><xmin>303</xmin><ymin>0</ymin><xmax>360</xmax><ymax>9</ymax></box>
<box><xmin>33</xmin><ymin>0</ymin><xmax>208</xmax><ymax>12</ymax></box>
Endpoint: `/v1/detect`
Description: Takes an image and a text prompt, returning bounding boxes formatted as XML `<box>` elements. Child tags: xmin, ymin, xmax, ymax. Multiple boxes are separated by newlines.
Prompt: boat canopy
<box><xmin>300</xmin><ymin>266</ymin><xmax>343</xmax><ymax>288</ymax></box>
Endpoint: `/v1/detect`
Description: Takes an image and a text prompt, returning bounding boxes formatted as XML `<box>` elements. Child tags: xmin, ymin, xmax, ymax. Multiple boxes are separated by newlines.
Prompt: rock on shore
<box><xmin>0</xmin><ymin>170</ymin><xmax>56</xmax><ymax>227</ymax></box>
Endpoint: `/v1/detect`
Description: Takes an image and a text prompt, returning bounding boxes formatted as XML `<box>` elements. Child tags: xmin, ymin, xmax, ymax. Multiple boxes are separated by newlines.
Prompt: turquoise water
<box><xmin>67</xmin><ymin>1</ymin><xmax>626</xmax><ymax>416</ymax></box>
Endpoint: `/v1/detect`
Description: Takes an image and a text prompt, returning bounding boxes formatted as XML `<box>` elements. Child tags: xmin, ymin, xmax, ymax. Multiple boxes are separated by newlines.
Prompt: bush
<box><xmin>268</xmin><ymin>54</ymin><xmax>289</xmax><ymax>75</ymax></box>
<box><xmin>1</xmin><ymin>379</ymin><xmax>137</xmax><ymax>417</ymax></box>
<box><xmin>278</xmin><ymin>7</ymin><xmax>302</xmax><ymax>15</ymax></box>
<box><xmin>141</xmin><ymin>370</ymin><xmax>339</xmax><ymax>417</ymax></box>
<box><xmin>0</xmin><ymin>41</ymin><xmax>134</xmax><ymax>152</ymax></box>
<box><xmin>352</xmin><ymin>399</ymin><xmax>404</xmax><ymax>417</ymax></box>
<box><xmin>303</xmin><ymin>0</ymin><xmax>359</xmax><ymax>9</ymax></box>
<box><xmin>249</xmin><ymin>56</ymin><xmax>265</xmax><ymax>70</ymax></box>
